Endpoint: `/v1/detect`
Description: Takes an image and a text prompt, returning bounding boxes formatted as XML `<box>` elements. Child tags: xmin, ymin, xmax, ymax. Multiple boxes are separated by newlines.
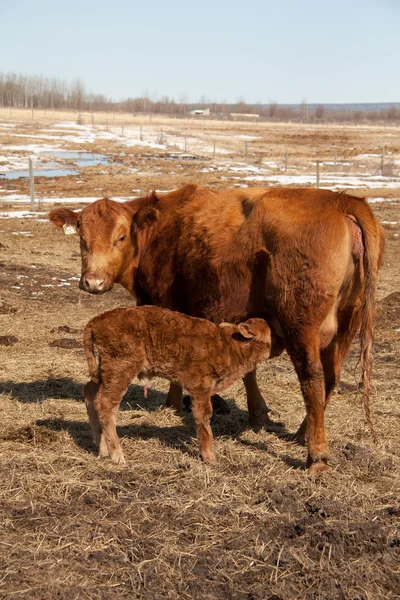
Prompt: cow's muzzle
<box><xmin>79</xmin><ymin>273</ymin><xmax>112</xmax><ymax>294</ymax></box>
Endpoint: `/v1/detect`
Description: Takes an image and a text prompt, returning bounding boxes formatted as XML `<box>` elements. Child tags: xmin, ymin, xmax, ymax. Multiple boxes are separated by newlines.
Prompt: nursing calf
<box><xmin>83</xmin><ymin>306</ymin><xmax>272</xmax><ymax>464</ymax></box>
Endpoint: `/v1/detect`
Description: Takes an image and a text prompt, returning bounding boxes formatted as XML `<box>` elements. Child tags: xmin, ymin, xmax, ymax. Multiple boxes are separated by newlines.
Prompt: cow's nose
<box><xmin>80</xmin><ymin>274</ymin><xmax>106</xmax><ymax>294</ymax></box>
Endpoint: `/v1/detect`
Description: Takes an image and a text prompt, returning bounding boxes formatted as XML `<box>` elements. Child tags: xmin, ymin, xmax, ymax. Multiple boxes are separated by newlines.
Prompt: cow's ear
<box><xmin>132</xmin><ymin>206</ymin><xmax>159</xmax><ymax>230</ymax></box>
<box><xmin>49</xmin><ymin>208</ymin><xmax>79</xmax><ymax>233</ymax></box>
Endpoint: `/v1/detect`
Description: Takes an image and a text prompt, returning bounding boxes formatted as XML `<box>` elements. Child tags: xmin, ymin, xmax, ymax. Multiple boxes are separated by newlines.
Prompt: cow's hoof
<box><xmin>183</xmin><ymin>394</ymin><xmax>230</xmax><ymax>415</ymax></box>
<box><xmin>183</xmin><ymin>395</ymin><xmax>192</xmax><ymax>412</ymax></box>
<box><xmin>248</xmin><ymin>411</ymin><xmax>271</xmax><ymax>428</ymax></box>
<box><xmin>307</xmin><ymin>459</ymin><xmax>328</xmax><ymax>476</ymax></box>
<box><xmin>287</xmin><ymin>428</ymin><xmax>308</xmax><ymax>446</ymax></box>
<box><xmin>211</xmin><ymin>394</ymin><xmax>230</xmax><ymax>415</ymax></box>
<box><xmin>162</xmin><ymin>401</ymin><xmax>183</xmax><ymax>413</ymax></box>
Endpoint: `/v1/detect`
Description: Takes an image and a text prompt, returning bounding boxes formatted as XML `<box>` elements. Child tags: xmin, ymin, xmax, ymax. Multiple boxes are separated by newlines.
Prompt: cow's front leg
<box><xmin>243</xmin><ymin>369</ymin><xmax>270</xmax><ymax>427</ymax></box>
<box><xmin>165</xmin><ymin>382</ymin><xmax>183</xmax><ymax>412</ymax></box>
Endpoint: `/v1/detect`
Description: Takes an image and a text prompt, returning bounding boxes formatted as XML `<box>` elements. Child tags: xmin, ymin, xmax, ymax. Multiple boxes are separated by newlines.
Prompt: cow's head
<box><xmin>49</xmin><ymin>196</ymin><xmax>159</xmax><ymax>295</ymax></box>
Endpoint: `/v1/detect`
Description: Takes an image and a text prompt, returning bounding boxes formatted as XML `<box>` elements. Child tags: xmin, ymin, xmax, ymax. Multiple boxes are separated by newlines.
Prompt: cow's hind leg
<box><xmin>294</xmin><ymin>307</ymin><xmax>362</xmax><ymax>445</ymax></box>
<box><xmin>243</xmin><ymin>369</ymin><xmax>270</xmax><ymax>427</ymax></box>
<box><xmin>165</xmin><ymin>382</ymin><xmax>183</xmax><ymax>412</ymax></box>
<box><xmin>94</xmin><ymin>380</ymin><xmax>129</xmax><ymax>464</ymax></box>
<box><xmin>190</xmin><ymin>391</ymin><xmax>216</xmax><ymax>463</ymax></box>
<box><xmin>286</xmin><ymin>331</ymin><xmax>328</xmax><ymax>473</ymax></box>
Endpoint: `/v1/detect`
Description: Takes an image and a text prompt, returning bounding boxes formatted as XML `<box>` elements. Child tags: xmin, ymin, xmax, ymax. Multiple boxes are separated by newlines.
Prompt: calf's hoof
<box><xmin>110</xmin><ymin>452</ymin><xmax>126</xmax><ymax>465</ymax></box>
<box><xmin>201</xmin><ymin>452</ymin><xmax>217</xmax><ymax>465</ymax></box>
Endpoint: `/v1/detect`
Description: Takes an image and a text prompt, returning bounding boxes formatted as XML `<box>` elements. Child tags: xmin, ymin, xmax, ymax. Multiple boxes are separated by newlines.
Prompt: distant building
<box><xmin>230</xmin><ymin>113</ymin><xmax>259</xmax><ymax>120</ymax></box>
<box><xmin>189</xmin><ymin>108</ymin><xmax>210</xmax><ymax>116</ymax></box>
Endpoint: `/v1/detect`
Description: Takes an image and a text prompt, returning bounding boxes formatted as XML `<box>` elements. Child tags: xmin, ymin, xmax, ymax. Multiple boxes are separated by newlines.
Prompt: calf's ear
<box><xmin>238</xmin><ymin>321</ymin><xmax>271</xmax><ymax>344</ymax></box>
<box><xmin>49</xmin><ymin>208</ymin><xmax>80</xmax><ymax>234</ymax></box>
<box><xmin>237</xmin><ymin>322</ymin><xmax>257</xmax><ymax>339</ymax></box>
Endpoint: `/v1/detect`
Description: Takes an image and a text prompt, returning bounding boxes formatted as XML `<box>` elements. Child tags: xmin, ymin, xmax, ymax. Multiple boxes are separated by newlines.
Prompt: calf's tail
<box><xmin>83</xmin><ymin>323</ymin><xmax>100</xmax><ymax>384</ymax></box>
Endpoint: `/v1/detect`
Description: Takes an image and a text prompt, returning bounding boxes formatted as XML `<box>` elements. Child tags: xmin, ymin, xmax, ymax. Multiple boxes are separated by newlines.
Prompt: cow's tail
<box><xmin>83</xmin><ymin>322</ymin><xmax>100</xmax><ymax>384</ymax></box>
<box><xmin>351</xmin><ymin>200</ymin><xmax>385</xmax><ymax>444</ymax></box>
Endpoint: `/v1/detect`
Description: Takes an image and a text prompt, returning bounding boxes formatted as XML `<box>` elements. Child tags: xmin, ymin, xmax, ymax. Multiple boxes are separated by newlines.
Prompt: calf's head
<box><xmin>49</xmin><ymin>197</ymin><xmax>158</xmax><ymax>295</ymax></box>
<box><xmin>220</xmin><ymin>318</ymin><xmax>272</xmax><ymax>359</ymax></box>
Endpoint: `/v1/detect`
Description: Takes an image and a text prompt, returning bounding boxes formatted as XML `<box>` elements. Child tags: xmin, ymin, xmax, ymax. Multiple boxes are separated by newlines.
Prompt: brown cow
<box><xmin>50</xmin><ymin>186</ymin><xmax>385</xmax><ymax>473</ymax></box>
<box><xmin>83</xmin><ymin>306</ymin><xmax>272</xmax><ymax>464</ymax></box>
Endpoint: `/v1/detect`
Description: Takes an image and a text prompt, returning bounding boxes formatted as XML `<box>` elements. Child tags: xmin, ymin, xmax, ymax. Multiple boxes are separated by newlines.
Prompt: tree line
<box><xmin>0</xmin><ymin>71</ymin><xmax>399</xmax><ymax>123</ymax></box>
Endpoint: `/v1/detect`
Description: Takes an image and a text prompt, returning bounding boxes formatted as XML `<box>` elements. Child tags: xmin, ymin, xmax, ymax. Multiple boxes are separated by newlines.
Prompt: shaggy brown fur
<box><xmin>83</xmin><ymin>306</ymin><xmax>272</xmax><ymax>464</ymax></box>
<box><xmin>50</xmin><ymin>185</ymin><xmax>385</xmax><ymax>473</ymax></box>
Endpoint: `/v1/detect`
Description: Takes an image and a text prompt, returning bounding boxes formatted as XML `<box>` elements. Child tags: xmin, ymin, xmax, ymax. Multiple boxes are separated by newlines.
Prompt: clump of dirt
<box><xmin>0</xmin><ymin>302</ymin><xmax>17</xmax><ymax>314</ymax></box>
<box><xmin>49</xmin><ymin>338</ymin><xmax>82</xmax><ymax>349</ymax></box>
<box><xmin>341</xmin><ymin>442</ymin><xmax>395</xmax><ymax>472</ymax></box>
<box><xmin>0</xmin><ymin>335</ymin><xmax>19</xmax><ymax>346</ymax></box>
<box><xmin>50</xmin><ymin>325</ymin><xmax>80</xmax><ymax>334</ymax></box>
<box><xmin>375</xmin><ymin>291</ymin><xmax>400</xmax><ymax>327</ymax></box>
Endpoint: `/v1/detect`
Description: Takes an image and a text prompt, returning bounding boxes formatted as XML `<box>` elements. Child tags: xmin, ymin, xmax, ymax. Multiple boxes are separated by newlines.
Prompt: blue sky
<box><xmin>0</xmin><ymin>0</ymin><xmax>398</xmax><ymax>104</ymax></box>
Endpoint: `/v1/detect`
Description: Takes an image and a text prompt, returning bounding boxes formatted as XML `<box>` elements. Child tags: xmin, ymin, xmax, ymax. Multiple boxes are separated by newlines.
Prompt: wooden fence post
<box><xmin>213</xmin><ymin>140</ymin><xmax>216</xmax><ymax>159</ymax></box>
<box><xmin>29</xmin><ymin>158</ymin><xmax>35</xmax><ymax>211</ymax></box>
<box><xmin>140</xmin><ymin>125</ymin><xmax>143</xmax><ymax>141</ymax></box>
<box><xmin>245</xmin><ymin>141</ymin><xmax>248</xmax><ymax>161</ymax></box>
<box><xmin>184</xmin><ymin>135</ymin><xmax>187</xmax><ymax>152</ymax></box>
<box><xmin>316</xmin><ymin>160</ymin><xmax>320</xmax><ymax>188</ymax></box>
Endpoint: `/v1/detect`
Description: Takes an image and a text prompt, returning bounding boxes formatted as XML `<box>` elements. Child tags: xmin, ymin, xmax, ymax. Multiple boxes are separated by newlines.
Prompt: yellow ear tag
<box><xmin>63</xmin><ymin>224</ymin><xmax>77</xmax><ymax>235</ymax></box>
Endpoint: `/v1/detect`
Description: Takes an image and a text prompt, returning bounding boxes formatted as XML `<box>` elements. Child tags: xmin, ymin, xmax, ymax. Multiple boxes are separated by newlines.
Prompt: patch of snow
<box><xmin>237</xmin><ymin>135</ymin><xmax>262</xmax><ymax>140</ymax></box>
<box><xmin>0</xmin><ymin>210</ymin><xmax>45</xmax><ymax>219</ymax></box>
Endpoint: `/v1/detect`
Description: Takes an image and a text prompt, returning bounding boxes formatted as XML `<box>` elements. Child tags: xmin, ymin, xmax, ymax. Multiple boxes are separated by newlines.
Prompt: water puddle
<box><xmin>45</xmin><ymin>151</ymin><xmax>109</xmax><ymax>166</ymax></box>
<box><xmin>0</xmin><ymin>151</ymin><xmax>109</xmax><ymax>180</ymax></box>
<box><xmin>1</xmin><ymin>168</ymin><xmax>78</xmax><ymax>180</ymax></box>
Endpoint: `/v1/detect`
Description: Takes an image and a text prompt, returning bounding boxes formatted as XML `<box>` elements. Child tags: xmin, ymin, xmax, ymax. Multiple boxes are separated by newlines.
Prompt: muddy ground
<box><xmin>0</xmin><ymin>112</ymin><xmax>399</xmax><ymax>599</ymax></box>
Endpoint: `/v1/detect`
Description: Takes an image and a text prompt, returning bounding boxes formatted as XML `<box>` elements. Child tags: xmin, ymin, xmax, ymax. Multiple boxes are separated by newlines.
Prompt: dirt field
<box><xmin>0</xmin><ymin>110</ymin><xmax>399</xmax><ymax>599</ymax></box>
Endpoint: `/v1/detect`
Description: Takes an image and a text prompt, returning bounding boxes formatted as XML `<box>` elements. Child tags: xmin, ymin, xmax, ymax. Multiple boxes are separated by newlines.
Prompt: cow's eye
<box><xmin>117</xmin><ymin>235</ymin><xmax>126</xmax><ymax>244</ymax></box>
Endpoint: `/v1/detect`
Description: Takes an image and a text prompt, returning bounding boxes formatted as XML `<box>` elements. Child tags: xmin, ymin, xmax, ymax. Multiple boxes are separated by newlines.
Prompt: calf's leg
<box><xmin>94</xmin><ymin>381</ymin><xmax>129</xmax><ymax>464</ymax></box>
<box><xmin>84</xmin><ymin>380</ymin><xmax>108</xmax><ymax>457</ymax></box>
<box><xmin>190</xmin><ymin>391</ymin><xmax>216</xmax><ymax>463</ymax></box>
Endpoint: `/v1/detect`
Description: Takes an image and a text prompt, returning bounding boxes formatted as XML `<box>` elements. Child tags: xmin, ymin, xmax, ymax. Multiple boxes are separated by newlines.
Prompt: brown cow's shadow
<box><xmin>0</xmin><ymin>378</ymin><xmax>83</xmax><ymax>403</ymax></box>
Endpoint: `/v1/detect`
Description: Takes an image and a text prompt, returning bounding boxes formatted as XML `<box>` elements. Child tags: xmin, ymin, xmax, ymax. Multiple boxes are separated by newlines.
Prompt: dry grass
<box><xmin>0</xmin><ymin>117</ymin><xmax>399</xmax><ymax>599</ymax></box>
